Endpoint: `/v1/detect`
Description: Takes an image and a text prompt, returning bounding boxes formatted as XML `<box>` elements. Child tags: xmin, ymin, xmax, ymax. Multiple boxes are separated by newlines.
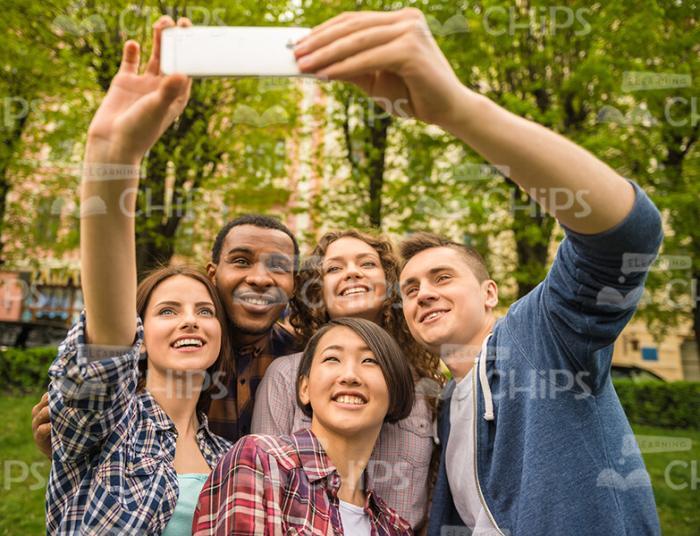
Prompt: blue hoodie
<box><xmin>428</xmin><ymin>182</ymin><xmax>663</xmax><ymax>535</ymax></box>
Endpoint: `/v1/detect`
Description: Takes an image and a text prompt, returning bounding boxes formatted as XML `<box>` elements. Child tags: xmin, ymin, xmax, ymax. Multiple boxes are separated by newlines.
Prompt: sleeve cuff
<box><xmin>563</xmin><ymin>180</ymin><xmax>663</xmax><ymax>257</ymax></box>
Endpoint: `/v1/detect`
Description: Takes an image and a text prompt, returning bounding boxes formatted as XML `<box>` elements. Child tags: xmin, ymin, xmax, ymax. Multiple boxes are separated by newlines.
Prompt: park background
<box><xmin>0</xmin><ymin>0</ymin><xmax>698</xmax><ymax>534</ymax></box>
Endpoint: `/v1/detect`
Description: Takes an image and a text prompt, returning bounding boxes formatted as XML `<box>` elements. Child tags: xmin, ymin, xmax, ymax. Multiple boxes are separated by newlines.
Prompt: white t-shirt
<box><xmin>339</xmin><ymin>499</ymin><xmax>372</xmax><ymax>535</ymax></box>
<box><xmin>445</xmin><ymin>365</ymin><xmax>500</xmax><ymax>534</ymax></box>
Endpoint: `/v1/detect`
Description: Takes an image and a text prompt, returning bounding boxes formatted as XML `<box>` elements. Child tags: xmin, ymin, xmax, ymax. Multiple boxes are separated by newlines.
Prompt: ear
<box><xmin>483</xmin><ymin>279</ymin><xmax>499</xmax><ymax>310</ymax></box>
<box><xmin>298</xmin><ymin>375</ymin><xmax>310</xmax><ymax>407</ymax></box>
<box><xmin>206</xmin><ymin>262</ymin><xmax>217</xmax><ymax>283</ymax></box>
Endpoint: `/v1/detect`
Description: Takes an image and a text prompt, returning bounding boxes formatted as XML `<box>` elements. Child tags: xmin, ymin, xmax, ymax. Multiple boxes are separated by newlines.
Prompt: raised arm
<box><xmin>81</xmin><ymin>16</ymin><xmax>192</xmax><ymax>346</ymax></box>
<box><xmin>46</xmin><ymin>17</ymin><xmax>193</xmax><ymax>461</ymax></box>
<box><xmin>294</xmin><ymin>8</ymin><xmax>634</xmax><ymax>233</ymax></box>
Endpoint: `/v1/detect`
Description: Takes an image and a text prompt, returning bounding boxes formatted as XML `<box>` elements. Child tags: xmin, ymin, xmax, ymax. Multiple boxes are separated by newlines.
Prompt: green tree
<box><xmin>0</xmin><ymin>0</ymin><xmax>78</xmax><ymax>262</ymax></box>
<box><xmin>3</xmin><ymin>0</ymin><xmax>301</xmax><ymax>276</ymax></box>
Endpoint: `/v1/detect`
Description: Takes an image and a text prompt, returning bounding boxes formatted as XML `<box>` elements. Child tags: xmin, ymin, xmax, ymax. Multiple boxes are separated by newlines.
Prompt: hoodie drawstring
<box><xmin>478</xmin><ymin>333</ymin><xmax>494</xmax><ymax>421</ymax></box>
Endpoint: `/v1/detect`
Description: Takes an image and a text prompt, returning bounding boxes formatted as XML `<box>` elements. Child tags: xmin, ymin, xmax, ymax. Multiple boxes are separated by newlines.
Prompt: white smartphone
<box><xmin>160</xmin><ymin>26</ymin><xmax>312</xmax><ymax>77</ymax></box>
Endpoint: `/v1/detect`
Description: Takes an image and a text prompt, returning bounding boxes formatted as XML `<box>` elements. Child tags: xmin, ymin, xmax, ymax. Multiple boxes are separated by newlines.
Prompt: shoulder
<box><xmin>270</xmin><ymin>323</ymin><xmax>302</xmax><ymax>356</ymax></box>
<box><xmin>229</xmin><ymin>433</ymin><xmax>300</xmax><ymax>472</ymax></box>
<box><xmin>265</xmin><ymin>352</ymin><xmax>303</xmax><ymax>377</ymax></box>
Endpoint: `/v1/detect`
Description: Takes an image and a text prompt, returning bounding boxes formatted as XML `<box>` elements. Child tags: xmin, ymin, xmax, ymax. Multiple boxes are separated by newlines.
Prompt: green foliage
<box><xmin>0</xmin><ymin>346</ymin><xmax>56</xmax><ymax>394</ymax></box>
<box><xmin>0</xmin><ymin>0</ymin><xmax>697</xmax><ymax>342</ymax></box>
<box><xmin>614</xmin><ymin>379</ymin><xmax>700</xmax><ymax>430</ymax></box>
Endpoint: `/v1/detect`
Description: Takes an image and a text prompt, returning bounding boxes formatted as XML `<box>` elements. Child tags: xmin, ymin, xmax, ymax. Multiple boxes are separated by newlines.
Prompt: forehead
<box><xmin>400</xmin><ymin>247</ymin><xmax>472</xmax><ymax>282</ymax></box>
<box><xmin>316</xmin><ymin>325</ymin><xmax>370</xmax><ymax>352</ymax></box>
<box><xmin>149</xmin><ymin>275</ymin><xmax>213</xmax><ymax>304</ymax></box>
<box><xmin>222</xmin><ymin>224</ymin><xmax>295</xmax><ymax>256</ymax></box>
<box><xmin>324</xmin><ymin>237</ymin><xmax>379</xmax><ymax>260</ymax></box>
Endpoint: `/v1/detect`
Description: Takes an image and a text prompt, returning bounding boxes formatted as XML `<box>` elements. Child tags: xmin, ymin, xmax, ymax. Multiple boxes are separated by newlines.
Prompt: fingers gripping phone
<box><xmin>160</xmin><ymin>26</ymin><xmax>312</xmax><ymax>77</ymax></box>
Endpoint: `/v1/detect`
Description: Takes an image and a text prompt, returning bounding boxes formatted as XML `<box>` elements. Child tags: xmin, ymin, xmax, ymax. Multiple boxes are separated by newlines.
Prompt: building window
<box><xmin>630</xmin><ymin>339</ymin><xmax>640</xmax><ymax>351</ymax></box>
<box><xmin>641</xmin><ymin>347</ymin><xmax>658</xmax><ymax>361</ymax></box>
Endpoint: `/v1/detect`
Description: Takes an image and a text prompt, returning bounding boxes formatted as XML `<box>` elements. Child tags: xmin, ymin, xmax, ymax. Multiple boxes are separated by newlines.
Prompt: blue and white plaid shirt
<box><xmin>46</xmin><ymin>313</ymin><xmax>232</xmax><ymax>535</ymax></box>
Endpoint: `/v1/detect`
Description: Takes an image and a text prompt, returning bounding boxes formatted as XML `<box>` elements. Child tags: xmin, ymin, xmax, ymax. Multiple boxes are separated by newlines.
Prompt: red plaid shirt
<box><xmin>192</xmin><ymin>429</ymin><xmax>413</xmax><ymax>535</ymax></box>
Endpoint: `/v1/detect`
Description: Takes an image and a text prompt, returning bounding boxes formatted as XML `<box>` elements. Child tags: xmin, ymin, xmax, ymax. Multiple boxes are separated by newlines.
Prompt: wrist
<box><xmin>437</xmin><ymin>85</ymin><xmax>490</xmax><ymax>137</ymax></box>
<box><xmin>84</xmin><ymin>140</ymin><xmax>141</xmax><ymax>183</ymax></box>
<box><xmin>85</xmin><ymin>137</ymin><xmax>141</xmax><ymax>167</ymax></box>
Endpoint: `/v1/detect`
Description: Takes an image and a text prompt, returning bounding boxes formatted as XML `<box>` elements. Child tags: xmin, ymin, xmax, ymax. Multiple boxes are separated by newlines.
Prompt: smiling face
<box><xmin>207</xmin><ymin>224</ymin><xmax>295</xmax><ymax>342</ymax></box>
<box><xmin>321</xmin><ymin>237</ymin><xmax>387</xmax><ymax>323</ymax></box>
<box><xmin>400</xmin><ymin>247</ymin><xmax>498</xmax><ymax>354</ymax></box>
<box><xmin>142</xmin><ymin>275</ymin><xmax>222</xmax><ymax>377</ymax></box>
<box><xmin>298</xmin><ymin>325</ymin><xmax>390</xmax><ymax>438</ymax></box>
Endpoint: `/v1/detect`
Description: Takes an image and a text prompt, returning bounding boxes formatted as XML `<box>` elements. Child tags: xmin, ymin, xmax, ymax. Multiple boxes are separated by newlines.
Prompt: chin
<box><xmin>233</xmin><ymin>317</ymin><xmax>277</xmax><ymax>336</ymax></box>
<box><xmin>327</xmin><ymin>421</ymin><xmax>380</xmax><ymax>438</ymax></box>
<box><xmin>169</xmin><ymin>356</ymin><xmax>216</xmax><ymax>370</ymax></box>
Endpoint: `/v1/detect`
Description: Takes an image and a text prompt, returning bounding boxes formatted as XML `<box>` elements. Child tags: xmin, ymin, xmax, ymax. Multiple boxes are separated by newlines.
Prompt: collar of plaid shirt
<box><xmin>139</xmin><ymin>388</ymin><xmax>218</xmax><ymax>441</ymax></box>
<box><xmin>292</xmin><ymin>429</ymin><xmax>387</xmax><ymax>514</ymax></box>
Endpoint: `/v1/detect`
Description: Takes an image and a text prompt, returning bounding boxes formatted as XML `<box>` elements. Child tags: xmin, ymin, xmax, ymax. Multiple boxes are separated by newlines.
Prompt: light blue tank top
<box><xmin>162</xmin><ymin>474</ymin><xmax>209</xmax><ymax>536</ymax></box>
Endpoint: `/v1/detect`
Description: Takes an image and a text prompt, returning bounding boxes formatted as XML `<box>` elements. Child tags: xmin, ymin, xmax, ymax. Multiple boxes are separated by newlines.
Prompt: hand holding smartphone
<box><xmin>160</xmin><ymin>26</ymin><xmax>312</xmax><ymax>77</ymax></box>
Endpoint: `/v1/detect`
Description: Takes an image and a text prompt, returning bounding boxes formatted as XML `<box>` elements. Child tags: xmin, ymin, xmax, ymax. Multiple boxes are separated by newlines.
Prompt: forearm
<box><xmin>80</xmin><ymin>143</ymin><xmax>140</xmax><ymax>347</ymax></box>
<box><xmin>441</xmin><ymin>86</ymin><xmax>635</xmax><ymax>234</ymax></box>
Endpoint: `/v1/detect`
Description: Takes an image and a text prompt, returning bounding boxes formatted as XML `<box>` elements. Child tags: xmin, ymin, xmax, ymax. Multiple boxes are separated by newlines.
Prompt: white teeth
<box><xmin>335</xmin><ymin>395</ymin><xmax>366</xmax><ymax>405</ymax></box>
<box><xmin>341</xmin><ymin>287</ymin><xmax>368</xmax><ymax>297</ymax></box>
<box><xmin>173</xmin><ymin>338</ymin><xmax>203</xmax><ymax>348</ymax></box>
<box><xmin>243</xmin><ymin>297</ymin><xmax>270</xmax><ymax>306</ymax></box>
<box><xmin>424</xmin><ymin>311</ymin><xmax>444</xmax><ymax>322</ymax></box>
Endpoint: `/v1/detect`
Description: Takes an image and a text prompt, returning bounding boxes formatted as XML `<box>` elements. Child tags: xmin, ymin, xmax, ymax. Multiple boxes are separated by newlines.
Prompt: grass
<box><xmin>632</xmin><ymin>425</ymin><xmax>699</xmax><ymax>533</ymax></box>
<box><xmin>0</xmin><ymin>394</ymin><xmax>698</xmax><ymax>534</ymax></box>
<box><xmin>0</xmin><ymin>393</ymin><xmax>50</xmax><ymax>535</ymax></box>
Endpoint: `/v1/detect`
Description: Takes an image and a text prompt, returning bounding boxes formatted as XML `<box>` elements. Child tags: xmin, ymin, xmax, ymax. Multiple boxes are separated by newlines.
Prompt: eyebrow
<box><xmin>320</xmin><ymin>344</ymin><xmax>371</xmax><ymax>352</ymax></box>
<box><xmin>401</xmin><ymin>266</ymin><xmax>454</xmax><ymax>290</ymax></box>
<box><xmin>224</xmin><ymin>246</ymin><xmax>255</xmax><ymax>257</ymax></box>
<box><xmin>226</xmin><ymin>248</ymin><xmax>293</xmax><ymax>262</ymax></box>
<box><xmin>324</xmin><ymin>252</ymin><xmax>379</xmax><ymax>263</ymax></box>
<box><xmin>267</xmin><ymin>252</ymin><xmax>293</xmax><ymax>262</ymax></box>
<box><xmin>153</xmin><ymin>300</ymin><xmax>214</xmax><ymax>308</ymax></box>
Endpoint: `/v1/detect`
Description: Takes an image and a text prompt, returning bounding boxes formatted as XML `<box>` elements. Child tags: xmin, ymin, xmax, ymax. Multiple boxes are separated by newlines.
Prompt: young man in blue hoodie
<box><xmin>296</xmin><ymin>7</ymin><xmax>662</xmax><ymax>535</ymax></box>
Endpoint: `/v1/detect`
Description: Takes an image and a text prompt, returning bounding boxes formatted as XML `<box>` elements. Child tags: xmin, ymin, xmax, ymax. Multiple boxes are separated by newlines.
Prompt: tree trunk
<box><xmin>0</xmin><ymin>111</ymin><xmax>30</xmax><ymax>264</ymax></box>
<box><xmin>694</xmin><ymin>272</ymin><xmax>700</xmax><ymax>361</ymax></box>
<box><xmin>135</xmin><ymin>147</ymin><xmax>171</xmax><ymax>278</ymax></box>
<box><xmin>507</xmin><ymin>178</ymin><xmax>555</xmax><ymax>298</ymax></box>
<box><xmin>367</xmin><ymin>103</ymin><xmax>391</xmax><ymax>228</ymax></box>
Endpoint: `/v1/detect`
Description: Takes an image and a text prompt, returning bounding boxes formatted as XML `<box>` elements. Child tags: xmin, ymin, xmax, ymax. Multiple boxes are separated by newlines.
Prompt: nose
<box><xmin>416</xmin><ymin>283</ymin><xmax>439</xmax><ymax>307</ymax></box>
<box><xmin>343</xmin><ymin>261</ymin><xmax>363</xmax><ymax>280</ymax></box>
<box><xmin>246</xmin><ymin>260</ymin><xmax>274</xmax><ymax>289</ymax></box>
<box><xmin>337</xmin><ymin>360</ymin><xmax>362</xmax><ymax>386</ymax></box>
<box><xmin>179</xmin><ymin>308</ymin><xmax>199</xmax><ymax>329</ymax></box>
